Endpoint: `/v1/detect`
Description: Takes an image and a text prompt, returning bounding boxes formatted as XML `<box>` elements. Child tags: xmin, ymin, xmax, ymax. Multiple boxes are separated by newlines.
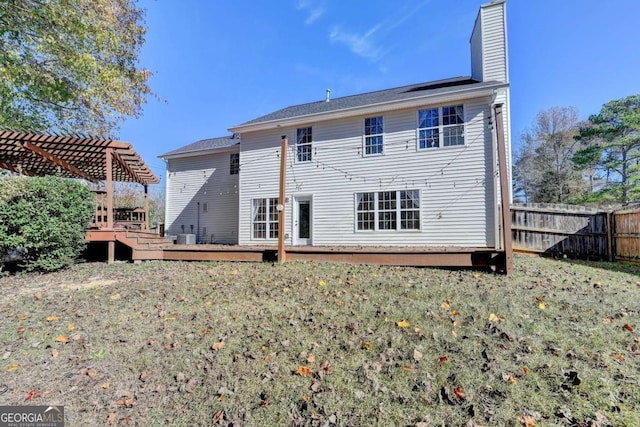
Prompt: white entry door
<box><xmin>294</xmin><ymin>197</ymin><xmax>312</xmax><ymax>245</ymax></box>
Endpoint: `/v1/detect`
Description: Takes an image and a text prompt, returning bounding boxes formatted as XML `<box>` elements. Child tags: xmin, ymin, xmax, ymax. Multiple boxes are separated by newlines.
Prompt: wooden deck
<box><xmin>85</xmin><ymin>230</ymin><xmax>507</xmax><ymax>270</ymax></box>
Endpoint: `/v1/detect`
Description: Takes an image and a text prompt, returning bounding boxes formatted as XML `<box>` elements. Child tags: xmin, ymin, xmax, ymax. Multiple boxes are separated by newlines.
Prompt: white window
<box><xmin>364</xmin><ymin>116</ymin><xmax>383</xmax><ymax>155</ymax></box>
<box><xmin>252</xmin><ymin>198</ymin><xmax>279</xmax><ymax>239</ymax></box>
<box><xmin>230</xmin><ymin>153</ymin><xmax>239</xmax><ymax>175</ymax></box>
<box><xmin>355</xmin><ymin>190</ymin><xmax>420</xmax><ymax>231</ymax></box>
<box><xmin>418</xmin><ymin>105</ymin><xmax>464</xmax><ymax>149</ymax></box>
<box><xmin>296</xmin><ymin>127</ymin><xmax>312</xmax><ymax>162</ymax></box>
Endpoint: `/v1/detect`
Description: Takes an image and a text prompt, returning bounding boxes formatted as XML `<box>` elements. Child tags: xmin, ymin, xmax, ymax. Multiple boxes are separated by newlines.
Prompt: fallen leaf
<box><xmin>612</xmin><ymin>353</ymin><xmax>625</xmax><ymax>362</ymax></box>
<box><xmin>488</xmin><ymin>313</ymin><xmax>505</xmax><ymax>322</ymax></box>
<box><xmin>318</xmin><ymin>280</ymin><xmax>326</xmax><ymax>287</ymax></box>
<box><xmin>438</xmin><ymin>355</ymin><xmax>449</xmax><ymax>365</ymax></box>
<box><xmin>307</xmin><ymin>354</ymin><xmax>315</xmax><ymax>363</ymax></box>
<box><xmin>212</xmin><ymin>410</ymin><xmax>225</xmax><ymax>423</ymax></box>
<box><xmin>535</xmin><ymin>296</ymin><xmax>545</xmax><ymax>302</ymax></box>
<box><xmin>55</xmin><ymin>335</ymin><xmax>68</xmax><ymax>343</ymax></box>
<box><xmin>296</xmin><ymin>366</ymin><xmax>312</xmax><ymax>377</ymax></box>
<box><xmin>362</xmin><ymin>342</ymin><xmax>371</xmax><ymax>350</ymax></box>
<box><xmin>452</xmin><ymin>386</ymin><xmax>465</xmax><ymax>400</ymax></box>
<box><xmin>17</xmin><ymin>327</ymin><xmax>25</xmax><ymax>333</ymax></box>
<box><xmin>538</xmin><ymin>303</ymin><xmax>546</xmax><ymax>310</ymax></box>
<box><xmin>402</xmin><ymin>365</ymin><xmax>414</xmax><ymax>371</ymax></box>
<box><xmin>34</xmin><ymin>293</ymin><xmax>42</xmax><ymax>300</ymax></box>
<box><xmin>7</xmin><ymin>364</ymin><xmax>19</xmax><ymax>372</ymax></box>
<box><xmin>522</xmin><ymin>366</ymin><xmax>529</xmax><ymax>375</ymax></box>
<box><xmin>508</xmin><ymin>375</ymin><xmax>518</xmax><ymax>384</ymax></box>
<box><xmin>116</xmin><ymin>397</ymin><xmax>135</xmax><ymax>407</ymax></box>
<box><xmin>110</xmin><ymin>293</ymin><xmax>121</xmax><ymax>301</ymax></box>
<box><xmin>602</xmin><ymin>317</ymin><xmax>613</xmax><ymax>323</ymax></box>
<box><xmin>24</xmin><ymin>390</ymin><xmax>36</xmax><ymax>401</ymax></box>
<box><xmin>441</xmin><ymin>300</ymin><xmax>451</xmax><ymax>310</ymax></box>
<box><xmin>46</xmin><ymin>315</ymin><xmax>59</xmax><ymax>322</ymax></box>
<box><xmin>51</xmin><ymin>349</ymin><xmax>59</xmax><ymax>358</ymax></box>
<box><xmin>67</xmin><ymin>323</ymin><xmax>75</xmax><ymax>332</ymax></box>
<box><xmin>450</xmin><ymin>310</ymin><xmax>460</xmax><ymax>316</ymax></box>
<box><xmin>211</xmin><ymin>341</ymin><xmax>225</xmax><ymax>351</ymax></box>
<box><xmin>102</xmin><ymin>382</ymin><xmax>110</xmax><ymax>389</ymax></box>
<box><xmin>519</xmin><ymin>415</ymin><xmax>536</xmax><ymax>427</ymax></box>
<box><xmin>413</xmin><ymin>349</ymin><xmax>423</xmax><ymax>362</ymax></box>
<box><xmin>396</xmin><ymin>320</ymin><xmax>410</xmax><ymax>328</ymax></box>
<box><xmin>623</xmin><ymin>324</ymin><xmax>634</xmax><ymax>332</ymax></box>
<box><xmin>87</xmin><ymin>369</ymin><xmax>97</xmax><ymax>378</ymax></box>
<box><xmin>107</xmin><ymin>413</ymin><xmax>116</xmax><ymax>425</ymax></box>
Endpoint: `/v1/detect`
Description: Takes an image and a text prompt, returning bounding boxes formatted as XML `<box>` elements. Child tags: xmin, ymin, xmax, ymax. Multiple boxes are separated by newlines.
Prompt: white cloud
<box><xmin>305</xmin><ymin>7</ymin><xmax>324</xmax><ymax>25</ymax></box>
<box><xmin>329</xmin><ymin>26</ymin><xmax>384</xmax><ymax>61</ymax></box>
<box><xmin>295</xmin><ymin>0</ymin><xmax>325</xmax><ymax>25</ymax></box>
<box><xmin>328</xmin><ymin>0</ymin><xmax>431</xmax><ymax>62</ymax></box>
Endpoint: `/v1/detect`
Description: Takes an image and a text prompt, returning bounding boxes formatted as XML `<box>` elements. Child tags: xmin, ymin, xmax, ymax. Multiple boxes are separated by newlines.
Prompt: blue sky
<box><xmin>120</xmin><ymin>0</ymin><xmax>640</xmax><ymax>181</ymax></box>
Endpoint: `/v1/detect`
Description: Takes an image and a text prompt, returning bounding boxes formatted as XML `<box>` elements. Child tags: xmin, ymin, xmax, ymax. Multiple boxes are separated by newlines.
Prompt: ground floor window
<box><xmin>252</xmin><ymin>198</ymin><xmax>279</xmax><ymax>239</ymax></box>
<box><xmin>356</xmin><ymin>190</ymin><xmax>420</xmax><ymax>231</ymax></box>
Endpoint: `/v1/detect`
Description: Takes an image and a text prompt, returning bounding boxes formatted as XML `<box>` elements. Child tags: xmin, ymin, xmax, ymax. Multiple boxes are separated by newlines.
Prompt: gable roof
<box><xmin>230</xmin><ymin>76</ymin><xmax>506</xmax><ymax>133</ymax></box>
<box><xmin>159</xmin><ymin>135</ymin><xmax>239</xmax><ymax>159</ymax></box>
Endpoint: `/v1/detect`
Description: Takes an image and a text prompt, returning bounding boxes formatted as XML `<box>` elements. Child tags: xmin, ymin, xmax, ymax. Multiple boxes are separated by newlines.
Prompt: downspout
<box><xmin>490</xmin><ymin>90</ymin><xmax>500</xmax><ymax>250</ymax></box>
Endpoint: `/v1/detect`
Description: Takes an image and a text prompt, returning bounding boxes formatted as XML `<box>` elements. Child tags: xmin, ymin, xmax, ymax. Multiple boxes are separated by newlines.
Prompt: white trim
<box><xmin>160</xmin><ymin>145</ymin><xmax>239</xmax><ymax>161</ymax></box>
<box><xmin>229</xmin><ymin>85</ymin><xmax>506</xmax><ymax>134</ymax></box>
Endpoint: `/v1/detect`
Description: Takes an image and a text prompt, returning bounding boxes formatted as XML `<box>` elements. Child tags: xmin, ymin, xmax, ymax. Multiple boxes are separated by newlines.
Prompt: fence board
<box><xmin>614</xmin><ymin>210</ymin><xmax>640</xmax><ymax>262</ymax></box>
<box><xmin>511</xmin><ymin>203</ymin><xmax>609</xmax><ymax>259</ymax></box>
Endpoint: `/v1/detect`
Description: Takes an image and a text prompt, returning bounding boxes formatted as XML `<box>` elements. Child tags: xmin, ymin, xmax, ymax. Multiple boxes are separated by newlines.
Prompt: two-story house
<box><xmin>160</xmin><ymin>0</ymin><xmax>511</xmax><ymax>268</ymax></box>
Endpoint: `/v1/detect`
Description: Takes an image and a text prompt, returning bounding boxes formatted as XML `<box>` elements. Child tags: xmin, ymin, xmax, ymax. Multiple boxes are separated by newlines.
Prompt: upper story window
<box><xmin>364</xmin><ymin>116</ymin><xmax>383</xmax><ymax>155</ymax></box>
<box><xmin>230</xmin><ymin>153</ymin><xmax>239</xmax><ymax>175</ymax></box>
<box><xmin>296</xmin><ymin>127</ymin><xmax>312</xmax><ymax>162</ymax></box>
<box><xmin>418</xmin><ymin>105</ymin><xmax>464</xmax><ymax>149</ymax></box>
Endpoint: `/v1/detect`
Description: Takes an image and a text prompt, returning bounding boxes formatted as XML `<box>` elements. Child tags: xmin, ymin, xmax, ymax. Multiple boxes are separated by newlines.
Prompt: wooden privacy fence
<box><xmin>511</xmin><ymin>203</ymin><xmax>640</xmax><ymax>262</ymax></box>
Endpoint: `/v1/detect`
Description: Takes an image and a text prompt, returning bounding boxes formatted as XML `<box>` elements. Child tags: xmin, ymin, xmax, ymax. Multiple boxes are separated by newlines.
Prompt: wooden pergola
<box><xmin>0</xmin><ymin>129</ymin><xmax>160</xmax><ymax>261</ymax></box>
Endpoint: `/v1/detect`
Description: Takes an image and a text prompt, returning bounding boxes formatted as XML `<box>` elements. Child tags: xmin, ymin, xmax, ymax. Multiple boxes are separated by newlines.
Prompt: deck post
<box><xmin>278</xmin><ymin>135</ymin><xmax>288</xmax><ymax>263</ymax></box>
<box><xmin>144</xmin><ymin>184</ymin><xmax>150</xmax><ymax>231</ymax></box>
<box><xmin>494</xmin><ymin>104</ymin><xmax>513</xmax><ymax>275</ymax></box>
<box><xmin>106</xmin><ymin>147</ymin><xmax>115</xmax><ymax>263</ymax></box>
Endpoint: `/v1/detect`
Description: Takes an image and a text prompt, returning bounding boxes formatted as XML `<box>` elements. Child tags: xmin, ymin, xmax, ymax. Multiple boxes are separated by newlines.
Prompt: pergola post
<box><xmin>144</xmin><ymin>184</ymin><xmax>150</xmax><ymax>231</ymax></box>
<box><xmin>106</xmin><ymin>147</ymin><xmax>115</xmax><ymax>263</ymax></box>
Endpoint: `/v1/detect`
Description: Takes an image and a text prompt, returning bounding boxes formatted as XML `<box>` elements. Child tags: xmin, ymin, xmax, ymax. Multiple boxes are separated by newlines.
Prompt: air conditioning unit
<box><xmin>176</xmin><ymin>234</ymin><xmax>196</xmax><ymax>245</ymax></box>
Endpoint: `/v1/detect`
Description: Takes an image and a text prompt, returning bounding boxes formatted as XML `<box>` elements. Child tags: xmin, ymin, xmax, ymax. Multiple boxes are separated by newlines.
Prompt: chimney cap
<box><xmin>325</xmin><ymin>88</ymin><xmax>331</xmax><ymax>102</ymax></box>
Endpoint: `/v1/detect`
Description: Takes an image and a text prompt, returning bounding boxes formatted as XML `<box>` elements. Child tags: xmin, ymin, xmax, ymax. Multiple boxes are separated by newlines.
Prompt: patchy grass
<box><xmin>0</xmin><ymin>256</ymin><xmax>639</xmax><ymax>426</ymax></box>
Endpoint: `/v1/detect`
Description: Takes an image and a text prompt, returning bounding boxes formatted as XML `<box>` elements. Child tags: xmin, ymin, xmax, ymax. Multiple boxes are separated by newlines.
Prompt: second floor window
<box><xmin>418</xmin><ymin>105</ymin><xmax>464</xmax><ymax>149</ymax></box>
<box><xmin>364</xmin><ymin>116</ymin><xmax>383</xmax><ymax>155</ymax></box>
<box><xmin>296</xmin><ymin>127</ymin><xmax>312</xmax><ymax>162</ymax></box>
<box><xmin>230</xmin><ymin>153</ymin><xmax>239</xmax><ymax>175</ymax></box>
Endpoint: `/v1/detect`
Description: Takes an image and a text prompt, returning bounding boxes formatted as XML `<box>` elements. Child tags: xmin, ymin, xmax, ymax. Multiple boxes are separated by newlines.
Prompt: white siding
<box><xmin>165</xmin><ymin>151</ymin><xmax>239</xmax><ymax>243</ymax></box>
<box><xmin>238</xmin><ymin>98</ymin><xmax>497</xmax><ymax>248</ymax></box>
<box><xmin>473</xmin><ymin>1</ymin><xmax>509</xmax><ymax>84</ymax></box>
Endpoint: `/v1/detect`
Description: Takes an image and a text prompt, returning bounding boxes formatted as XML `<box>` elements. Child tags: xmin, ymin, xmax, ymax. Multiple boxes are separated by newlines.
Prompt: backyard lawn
<box><xmin>0</xmin><ymin>255</ymin><xmax>638</xmax><ymax>426</ymax></box>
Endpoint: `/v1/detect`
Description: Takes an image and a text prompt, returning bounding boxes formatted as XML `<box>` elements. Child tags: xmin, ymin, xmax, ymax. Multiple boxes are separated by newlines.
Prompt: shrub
<box><xmin>0</xmin><ymin>176</ymin><xmax>94</xmax><ymax>272</ymax></box>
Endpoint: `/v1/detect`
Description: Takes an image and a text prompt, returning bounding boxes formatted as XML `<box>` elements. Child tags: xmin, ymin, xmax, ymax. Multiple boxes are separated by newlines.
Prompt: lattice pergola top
<box><xmin>0</xmin><ymin>130</ymin><xmax>159</xmax><ymax>185</ymax></box>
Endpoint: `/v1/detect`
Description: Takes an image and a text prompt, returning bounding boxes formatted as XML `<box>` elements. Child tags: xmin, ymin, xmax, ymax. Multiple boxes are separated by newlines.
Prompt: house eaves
<box><xmin>159</xmin><ymin>136</ymin><xmax>240</xmax><ymax>160</ymax></box>
<box><xmin>229</xmin><ymin>80</ymin><xmax>508</xmax><ymax>134</ymax></box>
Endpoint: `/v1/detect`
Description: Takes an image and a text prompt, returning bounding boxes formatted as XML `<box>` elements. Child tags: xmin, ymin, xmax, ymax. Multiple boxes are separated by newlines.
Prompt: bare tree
<box><xmin>514</xmin><ymin>107</ymin><xmax>587</xmax><ymax>203</ymax></box>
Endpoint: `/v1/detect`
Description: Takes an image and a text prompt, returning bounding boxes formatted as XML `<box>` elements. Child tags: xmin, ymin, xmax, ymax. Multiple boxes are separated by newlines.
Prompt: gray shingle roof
<box><xmin>235</xmin><ymin>76</ymin><xmax>493</xmax><ymax>127</ymax></box>
<box><xmin>159</xmin><ymin>135</ymin><xmax>239</xmax><ymax>158</ymax></box>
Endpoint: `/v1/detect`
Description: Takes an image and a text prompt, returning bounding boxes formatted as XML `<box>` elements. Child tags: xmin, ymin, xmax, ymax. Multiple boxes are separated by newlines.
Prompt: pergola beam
<box><xmin>111</xmin><ymin>150</ymin><xmax>145</xmax><ymax>185</ymax></box>
<box><xmin>22</xmin><ymin>142</ymin><xmax>97</xmax><ymax>182</ymax></box>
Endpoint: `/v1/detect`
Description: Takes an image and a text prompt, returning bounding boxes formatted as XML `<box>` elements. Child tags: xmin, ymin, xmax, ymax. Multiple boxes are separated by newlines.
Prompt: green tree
<box><xmin>574</xmin><ymin>95</ymin><xmax>640</xmax><ymax>205</ymax></box>
<box><xmin>513</xmin><ymin>106</ymin><xmax>586</xmax><ymax>203</ymax></box>
<box><xmin>0</xmin><ymin>0</ymin><xmax>151</xmax><ymax>134</ymax></box>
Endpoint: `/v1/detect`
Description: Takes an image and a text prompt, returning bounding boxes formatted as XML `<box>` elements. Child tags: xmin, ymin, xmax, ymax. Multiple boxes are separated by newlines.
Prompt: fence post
<box><xmin>607</xmin><ymin>211</ymin><xmax>614</xmax><ymax>262</ymax></box>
